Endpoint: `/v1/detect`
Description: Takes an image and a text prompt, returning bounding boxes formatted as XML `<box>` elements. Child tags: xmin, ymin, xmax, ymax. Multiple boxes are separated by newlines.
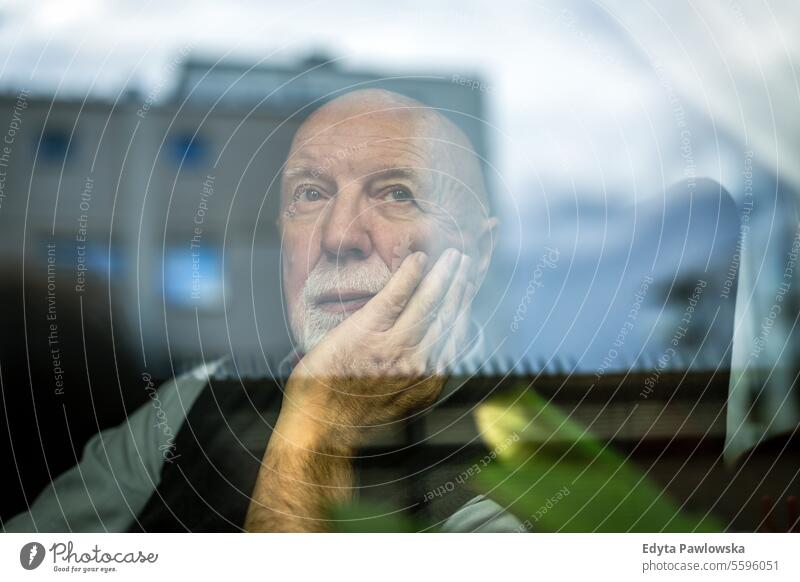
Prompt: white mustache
<box><xmin>302</xmin><ymin>259</ymin><xmax>392</xmax><ymax>303</ymax></box>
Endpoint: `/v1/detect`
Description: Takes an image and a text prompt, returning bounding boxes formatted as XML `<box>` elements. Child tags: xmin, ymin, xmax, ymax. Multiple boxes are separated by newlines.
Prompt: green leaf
<box><xmin>472</xmin><ymin>387</ymin><xmax>723</xmax><ymax>532</ymax></box>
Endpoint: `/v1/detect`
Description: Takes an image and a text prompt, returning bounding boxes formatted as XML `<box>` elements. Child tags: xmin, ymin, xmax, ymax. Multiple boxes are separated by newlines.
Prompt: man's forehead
<box><xmin>290</xmin><ymin>116</ymin><xmax>429</xmax><ymax>152</ymax></box>
<box><xmin>286</xmin><ymin>136</ymin><xmax>430</xmax><ymax>171</ymax></box>
<box><xmin>294</xmin><ymin>98</ymin><xmax>425</xmax><ymax>137</ymax></box>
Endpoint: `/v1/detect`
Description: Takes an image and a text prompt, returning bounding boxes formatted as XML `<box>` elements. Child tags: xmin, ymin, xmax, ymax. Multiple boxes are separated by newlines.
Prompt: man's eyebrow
<box><xmin>282</xmin><ymin>165</ymin><xmax>334</xmax><ymax>183</ymax></box>
<box><xmin>282</xmin><ymin>165</ymin><xmax>423</xmax><ymax>188</ymax></box>
<box><xmin>364</xmin><ymin>167</ymin><xmax>422</xmax><ymax>185</ymax></box>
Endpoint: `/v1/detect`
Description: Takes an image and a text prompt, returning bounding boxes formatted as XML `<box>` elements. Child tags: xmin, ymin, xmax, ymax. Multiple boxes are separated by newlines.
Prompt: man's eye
<box><xmin>388</xmin><ymin>187</ymin><xmax>414</xmax><ymax>202</ymax></box>
<box><xmin>296</xmin><ymin>185</ymin><xmax>324</xmax><ymax>202</ymax></box>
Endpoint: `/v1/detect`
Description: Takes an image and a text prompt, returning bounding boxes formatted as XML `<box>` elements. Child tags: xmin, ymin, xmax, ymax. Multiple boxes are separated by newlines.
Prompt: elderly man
<box><xmin>4</xmin><ymin>89</ymin><xmax>518</xmax><ymax>533</ymax></box>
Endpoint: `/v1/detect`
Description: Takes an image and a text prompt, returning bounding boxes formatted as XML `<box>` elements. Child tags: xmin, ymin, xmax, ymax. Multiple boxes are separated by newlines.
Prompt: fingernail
<box><xmin>415</xmin><ymin>251</ymin><xmax>428</xmax><ymax>266</ymax></box>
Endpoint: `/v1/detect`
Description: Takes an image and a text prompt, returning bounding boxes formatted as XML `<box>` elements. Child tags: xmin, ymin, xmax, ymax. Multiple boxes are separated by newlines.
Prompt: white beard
<box><xmin>290</xmin><ymin>257</ymin><xmax>393</xmax><ymax>354</ymax></box>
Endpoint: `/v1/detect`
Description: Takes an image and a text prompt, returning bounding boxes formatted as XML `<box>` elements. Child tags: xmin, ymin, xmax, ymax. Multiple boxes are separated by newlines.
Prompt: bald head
<box><xmin>293</xmin><ymin>89</ymin><xmax>473</xmax><ymax>151</ymax></box>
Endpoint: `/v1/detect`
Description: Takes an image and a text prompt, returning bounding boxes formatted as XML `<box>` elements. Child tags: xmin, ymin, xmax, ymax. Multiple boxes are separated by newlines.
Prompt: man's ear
<box><xmin>474</xmin><ymin>216</ymin><xmax>499</xmax><ymax>286</ymax></box>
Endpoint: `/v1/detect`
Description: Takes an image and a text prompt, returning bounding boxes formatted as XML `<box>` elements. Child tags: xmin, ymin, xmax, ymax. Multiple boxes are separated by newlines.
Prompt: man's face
<box><xmin>279</xmin><ymin>103</ymin><xmax>485</xmax><ymax>353</ymax></box>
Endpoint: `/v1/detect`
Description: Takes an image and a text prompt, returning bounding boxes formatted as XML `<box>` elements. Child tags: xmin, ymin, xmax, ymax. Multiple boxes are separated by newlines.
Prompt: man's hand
<box><xmin>287</xmin><ymin>247</ymin><xmax>474</xmax><ymax>443</ymax></box>
<box><xmin>245</xmin><ymin>249</ymin><xmax>475</xmax><ymax>531</ymax></box>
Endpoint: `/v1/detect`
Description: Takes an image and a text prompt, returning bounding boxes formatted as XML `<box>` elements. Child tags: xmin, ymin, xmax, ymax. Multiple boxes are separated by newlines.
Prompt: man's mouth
<box><xmin>313</xmin><ymin>290</ymin><xmax>376</xmax><ymax>313</ymax></box>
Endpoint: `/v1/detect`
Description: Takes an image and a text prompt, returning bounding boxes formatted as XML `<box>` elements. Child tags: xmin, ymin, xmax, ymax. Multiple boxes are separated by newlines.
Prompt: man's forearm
<box><xmin>245</xmin><ymin>389</ymin><xmax>355</xmax><ymax>532</ymax></box>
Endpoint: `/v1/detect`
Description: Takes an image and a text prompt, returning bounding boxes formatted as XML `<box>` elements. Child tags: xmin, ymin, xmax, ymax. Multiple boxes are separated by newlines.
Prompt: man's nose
<box><xmin>320</xmin><ymin>192</ymin><xmax>373</xmax><ymax>261</ymax></box>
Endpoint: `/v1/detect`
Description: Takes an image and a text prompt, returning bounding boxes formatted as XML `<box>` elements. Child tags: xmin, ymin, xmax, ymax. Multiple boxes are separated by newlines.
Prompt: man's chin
<box><xmin>297</xmin><ymin>307</ymin><xmax>359</xmax><ymax>353</ymax></box>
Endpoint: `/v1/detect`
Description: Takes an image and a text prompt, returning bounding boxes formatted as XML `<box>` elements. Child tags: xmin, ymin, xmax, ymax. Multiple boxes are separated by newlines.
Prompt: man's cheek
<box><xmin>385</xmin><ymin>230</ymin><xmax>436</xmax><ymax>272</ymax></box>
<box><xmin>379</xmin><ymin>218</ymin><xmax>459</xmax><ymax>273</ymax></box>
<box><xmin>283</xmin><ymin>228</ymin><xmax>320</xmax><ymax>280</ymax></box>
<box><xmin>389</xmin><ymin>231</ymin><xmax>416</xmax><ymax>272</ymax></box>
<box><xmin>416</xmin><ymin>234</ymin><xmax>462</xmax><ymax>264</ymax></box>
<box><xmin>282</xmin><ymin>256</ymin><xmax>312</xmax><ymax>313</ymax></box>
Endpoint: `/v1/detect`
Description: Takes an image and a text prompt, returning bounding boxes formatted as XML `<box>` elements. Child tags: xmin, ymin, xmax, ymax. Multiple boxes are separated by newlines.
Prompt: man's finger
<box><xmin>393</xmin><ymin>247</ymin><xmax>462</xmax><ymax>341</ymax></box>
<box><xmin>421</xmin><ymin>253</ymin><xmax>472</xmax><ymax>353</ymax></box>
<box><xmin>435</xmin><ymin>281</ymin><xmax>476</xmax><ymax>374</ymax></box>
<box><xmin>359</xmin><ymin>251</ymin><xmax>428</xmax><ymax>329</ymax></box>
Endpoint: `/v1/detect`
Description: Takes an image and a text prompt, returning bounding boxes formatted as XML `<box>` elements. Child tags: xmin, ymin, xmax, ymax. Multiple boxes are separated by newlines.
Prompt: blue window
<box><xmin>164</xmin><ymin>243</ymin><xmax>223</xmax><ymax>309</ymax></box>
<box><xmin>170</xmin><ymin>132</ymin><xmax>209</xmax><ymax>168</ymax></box>
<box><xmin>38</xmin><ymin>129</ymin><xmax>73</xmax><ymax>163</ymax></box>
